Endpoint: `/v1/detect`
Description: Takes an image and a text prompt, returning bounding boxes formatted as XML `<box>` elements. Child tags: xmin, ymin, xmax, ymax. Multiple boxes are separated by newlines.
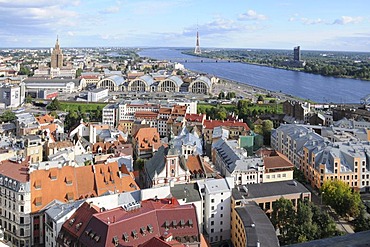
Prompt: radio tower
<box><xmin>194</xmin><ymin>29</ymin><xmax>201</xmax><ymax>54</ymax></box>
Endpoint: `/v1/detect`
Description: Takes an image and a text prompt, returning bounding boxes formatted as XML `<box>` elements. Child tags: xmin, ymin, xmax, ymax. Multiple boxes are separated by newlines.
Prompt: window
<box><xmin>211</xmin><ymin>206</ymin><xmax>214</xmax><ymax>210</ymax></box>
<box><xmin>211</xmin><ymin>199</ymin><xmax>214</xmax><ymax>203</ymax></box>
<box><xmin>221</xmin><ymin>206</ymin><xmax>223</xmax><ymax>210</ymax></box>
<box><xmin>220</xmin><ymin>214</ymin><xmax>223</xmax><ymax>218</ymax></box>
<box><xmin>211</xmin><ymin>221</ymin><xmax>214</xmax><ymax>226</ymax></box>
<box><xmin>211</xmin><ymin>229</ymin><xmax>214</xmax><ymax>233</ymax></box>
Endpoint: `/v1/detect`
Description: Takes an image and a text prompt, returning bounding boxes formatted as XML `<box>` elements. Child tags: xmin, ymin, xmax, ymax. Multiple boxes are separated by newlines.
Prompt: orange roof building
<box><xmin>133</xmin><ymin>127</ymin><xmax>161</xmax><ymax>159</ymax></box>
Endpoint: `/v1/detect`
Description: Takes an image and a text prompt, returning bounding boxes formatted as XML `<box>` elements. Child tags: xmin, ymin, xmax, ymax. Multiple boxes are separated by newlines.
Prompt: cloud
<box><xmin>332</xmin><ymin>16</ymin><xmax>364</xmax><ymax>25</ymax></box>
<box><xmin>0</xmin><ymin>1</ymin><xmax>79</xmax><ymax>38</ymax></box>
<box><xmin>99</xmin><ymin>6</ymin><xmax>120</xmax><ymax>14</ymax></box>
<box><xmin>183</xmin><ymin>16</ymin><xmax>266</xmax><ymax>38</ymax></box>
<box><xmin>301</xmin><ymin>18</ymin><xmax>325</xmax><ymax>25</ymax></box>
<box><xmin>238</xmin><ymin>10</ymin><xmax>267</xmax><ymax>21</ymax></box>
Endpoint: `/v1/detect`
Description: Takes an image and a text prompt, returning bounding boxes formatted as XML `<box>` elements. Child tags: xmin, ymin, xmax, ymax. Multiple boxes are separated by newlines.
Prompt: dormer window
<box><xmin>147</xmin><ymin>224</ymin><xmax>153</xmax><ymax>233</ymax></box>
<box><xmin>132</xmin><ymin>230</ymin><xmax>138</xmax><ymax>239</ymax></box>
<box><xmin>34</xmin><ymin>180</ymin><xmax>41</xmax><ymax>189</ymax></box>
<box><xmin>113</xmin><ymin>236</ymin><xmax>119</xmax><ymax>246</ymax></box>
<box><xmin>140</xmin><ymin>227</ymin><xmax>146</xmax><ymax>236</ymax></box>
<box><xmin>123</xmin><ymin>232</ymin><xmax>129</xmax><ymax>242</ymax></box>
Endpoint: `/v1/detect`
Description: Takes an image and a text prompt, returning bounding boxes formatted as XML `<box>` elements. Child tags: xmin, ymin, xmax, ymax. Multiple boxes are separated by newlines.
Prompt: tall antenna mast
<box><xmin>194</xmin><ymin>24</ymin><xmax>201</xmax><ymax>54</ymax></box>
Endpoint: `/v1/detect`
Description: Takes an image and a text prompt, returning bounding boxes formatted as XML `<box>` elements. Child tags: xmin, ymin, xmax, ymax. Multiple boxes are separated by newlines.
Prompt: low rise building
<box><xmin>87</xmin><ymin>88</ymin><xmax>109</xmax><ymax>102</ymax></box>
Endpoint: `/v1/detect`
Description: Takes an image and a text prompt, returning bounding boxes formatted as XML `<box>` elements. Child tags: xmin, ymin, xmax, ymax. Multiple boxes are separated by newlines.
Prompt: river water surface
<box><xmin>138</xmin><ymin>48</ymin><xmax>369</xmax><ymax>103</ymax></box>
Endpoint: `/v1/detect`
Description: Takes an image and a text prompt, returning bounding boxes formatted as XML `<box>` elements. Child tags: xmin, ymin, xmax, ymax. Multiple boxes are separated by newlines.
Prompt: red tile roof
<box><xmin>0</xmin><ymin>160</ymin><xmax>29</xmax><ymax>183</ymax></box>
<box><xmin>30</xmin><ymin>161</ymin><xmax>139</xmax><ymax>212</ymax></box>
<box><xmin>58</xmin><ymin>201</ymin><xmax>100</xmax><ymax>246</ymax></box>
<box><xmin>185</xmin><ymin>113</ymin><xmax>206</xmax><ymax>123</ymax></box>
<box><xmin>134</xmin><ymin>128</ymin><xmax>161</xmax><ymax>152</ymax></box>
<box><xmin>262</xmin><ymin>151</ymin><xmax>294</xmax><ymax>172</ymax></box>
<box><xmin>77</xmin><ymin>198</ymin><xmax>199</xmax><ymax>247</ymax></box>
<box><xmin>135</xmin><ymin>111</ymin><xmax>159</xmax><ymax>119</ymax></box>
<box><xmin>203</xmin><ymin>119</ymin><xmax>250</xmax><ymax>131</ymax></box>
<box><xmin>36</xmin><ymin>114</ymin><xmax>54</xmax><ymax>125</ymax></box>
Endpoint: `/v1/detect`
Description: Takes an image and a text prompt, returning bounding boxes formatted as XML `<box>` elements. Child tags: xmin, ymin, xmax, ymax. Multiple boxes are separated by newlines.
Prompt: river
<box><xmin>138</xmin><ymin>48</ymin><xmax>369</xmax><ymax>103</ymax></box>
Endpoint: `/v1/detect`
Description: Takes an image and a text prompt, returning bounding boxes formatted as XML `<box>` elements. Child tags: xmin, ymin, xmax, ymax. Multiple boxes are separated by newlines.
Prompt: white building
<box><xmin>197</xmin><ymin>178</ymin><xmax>233</xmax><ymax>244</ymax></box>
<box><xmin>44</xmin><ymin>200</ymin><xmax>83</xmax><ymax>247</ymax></box>
<box><xmin>87</xmin><ymin>88</ymin><xmax>109</xmax><ymax>102</ymax></box>
<box><xmin>212</xmin><ymin>139</ymin><xmax>264</xmax><ymax>185</ymax></box>
<box><xmin>0</xmin><ymin>83</ymin><xmax>22</xmax><ymax>108</ymax></box>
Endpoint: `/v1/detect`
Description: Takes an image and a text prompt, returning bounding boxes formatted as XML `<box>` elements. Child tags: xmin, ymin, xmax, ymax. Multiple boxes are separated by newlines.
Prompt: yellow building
<box><xmin>231</xmin><ymin>186</ymin><xmax>280</xmax><ymax>247</ymax></box>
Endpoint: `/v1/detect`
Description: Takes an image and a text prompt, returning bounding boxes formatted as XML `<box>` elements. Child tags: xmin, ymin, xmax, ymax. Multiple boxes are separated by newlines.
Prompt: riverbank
<box><xmin>138</xmin><ymin>48</ymin><xmax>366</xmax><ymax>103</ymax></box>
<box><xmin>182</xmin><ymin>51</ymin><xmax>370</xmax><ymax>82</ymax></box>
<box><xmin>211</xmin><ymin>76</ymin><xmax>310</xmax><ymax>103</ymax></box>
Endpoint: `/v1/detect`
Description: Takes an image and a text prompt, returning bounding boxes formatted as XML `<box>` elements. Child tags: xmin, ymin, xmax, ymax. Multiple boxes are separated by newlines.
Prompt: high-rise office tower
<box><xmin>294</xmin><ymin>46</ymin><xmax>301</xmax><ymax>61</ymax></box>
<box><xmin>51</xmin><ymin>37</ymin><xmax>64</xmax><ymax>69</ymax></box>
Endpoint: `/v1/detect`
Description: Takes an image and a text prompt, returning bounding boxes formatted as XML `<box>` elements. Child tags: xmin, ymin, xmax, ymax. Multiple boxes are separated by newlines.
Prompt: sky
<box><xmin>0</xmin><ymin>0</ymin><xmax>369</xmax><ymax>51</ymax></box>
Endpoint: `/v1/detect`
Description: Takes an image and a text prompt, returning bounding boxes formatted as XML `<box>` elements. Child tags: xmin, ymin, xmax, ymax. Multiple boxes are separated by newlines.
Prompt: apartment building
<box><xmin>197</xmin><ymin>178</ymin><xmax>233</xmax><ymax>245</ymax></box>
<box><xmin>272</xmin><ymin>124</ymin><xmax>370</xmax><ymax>192</ymax></box>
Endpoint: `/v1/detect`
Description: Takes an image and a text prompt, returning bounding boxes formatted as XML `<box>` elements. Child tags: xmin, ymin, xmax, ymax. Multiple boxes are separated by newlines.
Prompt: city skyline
<box><xmin>0</xmin><ymin>0</ymin><xmax>369</xmax><ymax>52</ymax></box>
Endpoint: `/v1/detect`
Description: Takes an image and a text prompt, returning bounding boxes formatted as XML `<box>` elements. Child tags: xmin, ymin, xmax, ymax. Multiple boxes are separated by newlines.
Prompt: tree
<box><xmin>0</xmin><ymin>110</ymin><xmax>16</xmax><ymax>122</ymax></box>
<box><xmin>47</xmin><ymin>98</ymin><xmax>61</xmax><ymax>111</ymax></box>
<box><xmin>353</xmin><ymin>209</ymin><xmax>370</xmax><ymax>232</ymax></box>
<box><xmin>321</xmin><ymin>180</ymin><xmax>363</xmax><ymax>218</ymax></box>
<box><xmin>75</xmin><ymin>68</ymin><xmax>83</xmax><ymax>78</ymax></box>
<box><xmin>271</xmin><ymin>197</ymin><xmax>296</xmax><ymax>243</ymax></box>
<box><xmin>257</xmin><ymin>95</ymin><xmax>264</xmax><ymax>102</ymax></box>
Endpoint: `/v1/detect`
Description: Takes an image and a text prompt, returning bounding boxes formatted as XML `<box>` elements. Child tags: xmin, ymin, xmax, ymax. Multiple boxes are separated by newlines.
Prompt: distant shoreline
<box><xmin>182</xmin><ymin>51</ymin><xmax>370</xmax><ymax>82</ymax></box>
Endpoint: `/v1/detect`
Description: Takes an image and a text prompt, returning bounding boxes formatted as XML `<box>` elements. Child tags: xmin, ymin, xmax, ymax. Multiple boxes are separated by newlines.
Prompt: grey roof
<box><xmin>145</xmin><ymin>145</ymin><xmax>167</xmax><ymax>180</ymax></box>
<box><xmin>287</xmin><ymin>230</ymin><xmax>370</xmax><ymax>247</ymax></box>
<box><xmin>236</xmin><ymin>180</ymin><xmax>310</xmax><ymax>200</ymax></box>
<box><xmin>24</xmin><ymin>78</ymin><xmax>81</xmax><ymax>87</ymax></box>
<box><xmin>45</xmin><ymin>200</ymin><xmax>84</xmax><ymax>222</ymax></box>
<box><xmin>162</xmin><ymin>75</ymin><xmax>184</xmax><ymax>87</ymax></box>
<box><xmin>173</xmin><ymin>127</ymin><xmax>203</xmax><ymax>155</ymax></box>
<box><xmin>170</xmin><ymin>183</ymin><xmax>202</xmax><ymax>203</ymax></box>
<box><xmin>200</xmin><ymin>178</ymin><xmax>232</xmax><ymax>194</ymax></box>
<box><xmin>102</xmin><ymin>75</ymin><xmax>125</xmax><ymax>86</ymax></box>
<box><xmin>213</xmin><ymin>138</ymin><xmax>262</xmax><ymax>174</ymax></box>
<box><xmin>138</xmin><ymin>75</ymin><xmax>155</xmax><ymax>86</ymax></box>
<box><xmin>192</xmin><ymin>76</ymin><xmax>212</xmax><ymax>88</ymax></box>
<box><xmin>236</xmin><ymin>201</ymin><xmax>280</xmax><ymax>247</ymax></box>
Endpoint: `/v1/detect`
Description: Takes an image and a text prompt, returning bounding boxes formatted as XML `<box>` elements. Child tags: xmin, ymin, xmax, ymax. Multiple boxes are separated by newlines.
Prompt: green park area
<box><xmin>59</xmin><ymin>101</ymin><xmax>108</xmax><ymax>112</ymax></box>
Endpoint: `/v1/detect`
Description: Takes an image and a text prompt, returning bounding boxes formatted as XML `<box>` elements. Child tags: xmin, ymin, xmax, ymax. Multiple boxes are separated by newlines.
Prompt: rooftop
<box><xmin>236</xmin><ymin>201</ymin><xmax>279</xmax><ymax>247</ymax></box>
<box><xmin>233</xmin><ymin>180</ymin><xmax>310</xmax><ymax>200</ymax></box>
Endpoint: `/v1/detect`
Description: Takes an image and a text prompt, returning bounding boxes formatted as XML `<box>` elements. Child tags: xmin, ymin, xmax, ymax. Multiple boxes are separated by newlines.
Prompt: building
<box><xmin>272</xmin><ymin>124</ymin><xmax>370</xmax><ymax>192</ymax></box>
<box><xmin>44</xmin><ymin>200</ymin><xmax>84</xmax><ymax>247</ymax></box>
<box><xmin>231</xmin><ymin>199</ymin><xmax>279</xmax><ymax>247</ymax></box>
<box><xmin>24</xmin><ymin>78</ymin><xmax>82</xmax><ymax>94</ymax></box>
<box><xmin>197</xmin><ymin>178</ymin><xmax>233</xmax><ymax>245</ymax></box>
<box><xmin>143</xmin><ymin>145</ymin><xmax>190</xmax><ymax>188</ymax></box>
<box><xmin>0</xmin><ymin>160</ymin><xmax>32</xmax><ymax>246</ymax></box>
<box><xmin>294</xmin><ymin>46</ymin><xmax>301</xmax><ymax>62</ymax></box>
<box><xmin>132</xmin><ymin>127</ymin><xmax>161</xmax><ymax>159</ymax></box>
<box><xmin>87</xmin><ymin>88</ymin><xmax>109</xmax><ymax>102</ymax></box>
<box><xmin>51</xmin><ymin>37</ymin><xmax>63</xmax><ymax>69</ymax></box>
<box><xmin>57</xmin><ymin>198</ymin><xmax>201</xmax><ymax>247</ymax></box>
<box><xmin>234</xmin><ymin>180</ymin><xmax>311</xmax><ymax>217</ymax></box>
<box><xmin>0</xmin><ymin>83</ymin><xmax>22</xmax><ymax>108</ymax></box>
<box><xmin>212</xmin><ymin>139</ymin><xmax>264</xmax><ymax>185</ymax></box>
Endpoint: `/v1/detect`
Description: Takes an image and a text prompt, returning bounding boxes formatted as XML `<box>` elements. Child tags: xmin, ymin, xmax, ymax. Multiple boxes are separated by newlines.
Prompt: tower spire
<box><xmin>194</xmin><ymin>27</ymin><xmax>201</xmax><ymax>54</ymax></box>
